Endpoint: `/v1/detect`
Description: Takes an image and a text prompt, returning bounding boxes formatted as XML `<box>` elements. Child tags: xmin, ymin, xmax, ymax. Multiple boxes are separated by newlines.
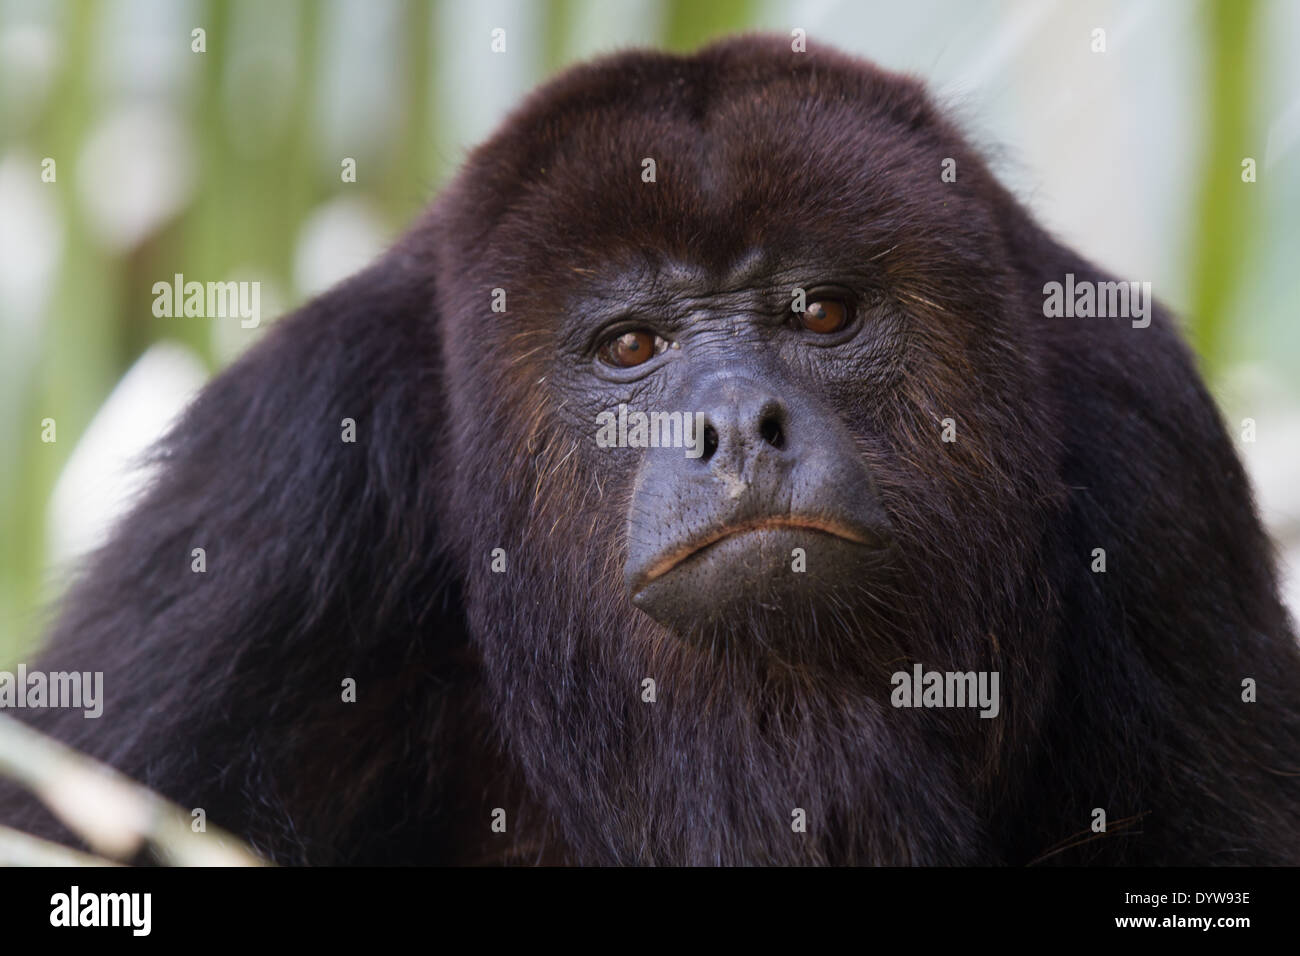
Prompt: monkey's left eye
<box><xmin>599</xmin><ymin>330</ymin><xmax>669</xmax><ymax>368</ymax></box>
<box><xmin>800</xmin><ymin>299</ymin><xmax>850</xmax><ymax>334</ymax></box>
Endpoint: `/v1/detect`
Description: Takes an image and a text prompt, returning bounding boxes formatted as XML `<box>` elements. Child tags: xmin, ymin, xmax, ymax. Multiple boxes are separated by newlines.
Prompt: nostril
<box><xmin>701</xmin><ymin>423</ymin><xmax>719</xmax><ymax>460</ymax></box>
<box><xmin>759</xmin><ymin>410</ymin><xmax>785</xmax><ymax>449</ymax></box>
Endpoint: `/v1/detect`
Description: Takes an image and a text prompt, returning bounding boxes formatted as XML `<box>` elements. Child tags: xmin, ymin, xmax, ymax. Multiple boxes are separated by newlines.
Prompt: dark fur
<box><xmin>3</xmin><ymin>36</ymin><xmax>1298</xmax><ymax>865</ymax></box>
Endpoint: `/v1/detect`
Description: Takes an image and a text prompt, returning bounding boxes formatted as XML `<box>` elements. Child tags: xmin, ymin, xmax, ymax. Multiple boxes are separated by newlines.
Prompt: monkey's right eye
<box><xmin>599</xmin><ymin>330</ymin><xmax>667</xmax><ymax>368</ymax></box>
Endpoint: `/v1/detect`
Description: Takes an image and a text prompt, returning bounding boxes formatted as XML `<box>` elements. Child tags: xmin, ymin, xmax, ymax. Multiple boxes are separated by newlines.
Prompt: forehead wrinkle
<box><xmin>659</xmin><ymin>260</ymin><xmax>709</xmax><ymax>295</ymax></box>
<box><xmin>724</xmin><ymin>248</ymin><xmax>770</xmax><ymax>288</ymax></box>
<box><xmin>651</xmin><ymin>249</ymin><xmax>776</xmax><ymax>302</ymax></box>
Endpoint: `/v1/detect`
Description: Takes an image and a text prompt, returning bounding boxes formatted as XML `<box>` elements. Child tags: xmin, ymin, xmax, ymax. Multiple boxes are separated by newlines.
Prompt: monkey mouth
<box><xmin>636</xmin><ymin>516</ymin><xmax>875</xmax><ymax>587</ymax></box>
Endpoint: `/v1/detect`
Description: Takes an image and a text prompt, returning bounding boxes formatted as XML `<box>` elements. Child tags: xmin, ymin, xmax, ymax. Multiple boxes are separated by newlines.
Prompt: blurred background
<box><xmin>1</xmin><ymin>0</ymin><xmax>1297</xmax><ymax>664</ymax></box>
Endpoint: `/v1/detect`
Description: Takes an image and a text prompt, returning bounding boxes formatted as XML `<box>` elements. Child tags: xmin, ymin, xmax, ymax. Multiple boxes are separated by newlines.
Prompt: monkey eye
<box><xmin>800</xmin><ymin>298</ymin><xmax>850</xmax><ymax>334</ymax></box>
<box><xmin>599</xmin><ymin>329</ymin><xmax>668</xmax><ymax>368</ymax></box>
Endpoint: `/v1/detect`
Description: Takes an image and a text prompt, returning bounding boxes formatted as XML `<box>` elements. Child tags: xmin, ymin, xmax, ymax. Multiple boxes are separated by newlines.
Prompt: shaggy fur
<box><xmin>3</xmin><ymin>36</ymin><xmax>1298</xmax><ymax>865</ymax></box>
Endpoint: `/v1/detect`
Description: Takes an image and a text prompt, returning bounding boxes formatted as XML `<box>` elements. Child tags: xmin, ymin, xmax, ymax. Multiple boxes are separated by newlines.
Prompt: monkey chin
<box><xmin>627</xmin><ymin>524</ymin><xmax>892</xmax><ymax>638</ymax></box>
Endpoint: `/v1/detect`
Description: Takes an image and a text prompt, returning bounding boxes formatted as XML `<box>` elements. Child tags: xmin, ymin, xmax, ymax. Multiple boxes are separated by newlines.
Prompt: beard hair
<box><xmin>466</xmin><ymin>533</ymin><xmax>994</xmax><ymax>865</ymax></box>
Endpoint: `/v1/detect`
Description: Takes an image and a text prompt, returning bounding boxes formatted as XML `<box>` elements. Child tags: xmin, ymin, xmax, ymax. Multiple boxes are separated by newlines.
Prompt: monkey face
<box><xmin>434</xmin><ymin>38</ymin><xmax>1053</xmax><ymax>668</ymax></box>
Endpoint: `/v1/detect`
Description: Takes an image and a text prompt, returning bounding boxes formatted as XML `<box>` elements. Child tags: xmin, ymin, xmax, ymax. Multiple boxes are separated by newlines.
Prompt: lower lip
<box><xmin>640</xmin><ymin>521</ymin><xmax>871</xmax><ymax>585</ymax></box>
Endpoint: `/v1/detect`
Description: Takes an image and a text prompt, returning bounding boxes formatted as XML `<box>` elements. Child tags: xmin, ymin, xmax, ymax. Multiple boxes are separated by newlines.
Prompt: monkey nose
<box><xmin>691</xmin><ymin>376</ymin><xmax>790</xmax><ymax>478</ymax></box>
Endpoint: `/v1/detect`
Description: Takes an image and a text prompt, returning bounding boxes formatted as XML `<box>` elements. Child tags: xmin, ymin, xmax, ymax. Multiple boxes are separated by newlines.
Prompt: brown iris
<box><xmin>602</xmin><ymin>330</ymin><xmax>657</xmax><ymax>368</ymax></box>
<box><xmin>801</xmin><ymin>299</ymin><xmax>848</xmax><ymax>334</ymax></box>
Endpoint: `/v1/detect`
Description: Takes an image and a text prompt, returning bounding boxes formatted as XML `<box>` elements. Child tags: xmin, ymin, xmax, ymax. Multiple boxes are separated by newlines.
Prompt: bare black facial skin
<box><xmin>620</xmin><ymin>295</ymin><xmax>895</xmax><ymax>634</ymax></box>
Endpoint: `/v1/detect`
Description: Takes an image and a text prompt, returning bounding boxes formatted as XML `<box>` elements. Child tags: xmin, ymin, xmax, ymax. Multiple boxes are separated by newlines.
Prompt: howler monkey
<box><xmin>3</xmin><ymin>36</ymin><xmax>1299</xmax><ymax>866</ymax></box>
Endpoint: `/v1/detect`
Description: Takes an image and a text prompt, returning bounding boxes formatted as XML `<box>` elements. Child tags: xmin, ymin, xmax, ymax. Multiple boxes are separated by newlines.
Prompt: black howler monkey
<box><xmin>3</xmin><ymin>35</ymin><xmax>1299</xmax><ymax>866</ymax></box>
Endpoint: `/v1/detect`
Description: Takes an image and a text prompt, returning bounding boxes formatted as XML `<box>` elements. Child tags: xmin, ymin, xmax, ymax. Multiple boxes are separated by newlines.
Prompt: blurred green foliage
<box><xmin>1188</xmin><ymin>0</ymin><xmax>1259</xmax><ymax>377</ymax></box>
